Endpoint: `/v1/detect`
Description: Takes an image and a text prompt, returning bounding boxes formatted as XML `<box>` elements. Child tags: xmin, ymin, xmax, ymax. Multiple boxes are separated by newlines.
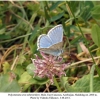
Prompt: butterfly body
<box><xmin>37</xmin><ymin>24</ymin><xmax>63</xmax><ymax>56</ymax></box>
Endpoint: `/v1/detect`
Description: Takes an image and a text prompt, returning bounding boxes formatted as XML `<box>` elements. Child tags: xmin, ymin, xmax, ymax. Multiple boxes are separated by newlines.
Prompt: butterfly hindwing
<box><xmin>39</xmin><ymin>42</ymin><xmax>63</xmax><ymax>56</ymax></box>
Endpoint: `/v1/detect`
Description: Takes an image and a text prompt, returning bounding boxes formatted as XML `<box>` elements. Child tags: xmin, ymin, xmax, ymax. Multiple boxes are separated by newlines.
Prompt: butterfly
<box><xmin>37</xmin><ymin>24</ymin><xmax>63</xmax><ymax>56</ymax></box>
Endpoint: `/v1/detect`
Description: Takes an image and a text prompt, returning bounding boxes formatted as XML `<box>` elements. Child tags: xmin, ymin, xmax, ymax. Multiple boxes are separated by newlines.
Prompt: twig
<box><xmin>44</xmin><ymin>83</ymin><xmax>50</xmax><ymax>92</ymax></box>
<box><xmin>66</xmin><ymin>56</ymin><xmax>100</xmax><ymax>69</ymax></box>
<box><xmin>9</xmin><ymin>0</ymin><xmax>22</xmax><ymax>9</ymax></box>
<box><xmin>11</xmin><ymin>55</ymin><xmax>19</xmax><ymax>70</ymax></box>
<box><xmin>0</xmin><ymin>33</ymin><xmax>32</xmax><ymax>43</ymax></box>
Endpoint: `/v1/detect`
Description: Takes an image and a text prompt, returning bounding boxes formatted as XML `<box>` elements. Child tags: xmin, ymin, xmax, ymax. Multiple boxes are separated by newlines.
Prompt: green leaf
<box><xmin>26</xmin><ymin>3</ymin><xmax>39</xmax><ymax>12</ymax></box>
<box><xmin>79</xmin><ymin>1</ymin><xmax>94</xmax><ymax>21</ymax></box>
<box><xmin>29</xmin><ymin>25</ymin><xmax>39</xmax><ymax>43</ymax></box>
<box><xmin>50</xmin><ymin>12</ymin><xmax>64</xmax><ymax>22</ymax></box>
<box><xmin>60</xmin><ymin>77</ymin><xmax>69</xmax><ymax>92</ymax></box>
<box><xmin>0</xmin><ymin>73</ymin><xmax>20</xmax><ymax>92</ymax></box>
<box><xmin>77</xmin><ymin>43</ymin><xmax>83</xmax><ymax>54</ymax></box>
<box><xmin>96</xmin><ymin>48</ymin><xmax>100</xmax><ymax>56</ymax></box>
<box><xmin>67</xmin><ymin>74</ymin><xmax>100</xmax><ymax>92</ymax></box>
<box><xmin>95</xmin><ymin>65</ymin><xmax>100</xmax><ymax>77</ymax></box>
<box><xmin>18</xmin><ymin>71</ymin><xmax>34</xmax><ymax>92</ymax></box>
<box><xmin>70</xmin><ymin>36</ymin><xmax>82</xmax><ymax>45</ymax></box>
<box><xmin>72</xmin><ymin>75</ymin><xmax>89</xmax><ymax>92</ymax></box>
<box><xmin>2</xmin><ymin>62</ymin><xmax>10</xmax><ymax>74</ymax></box>
<box><xmin>13</xmin><ymin>65</ymin><xmax>25</xmax><ymax>78</ymax></box>
<box><xmin>0</xmin><ymin>28</ymin><xmax>5</xmax><ymax>34</ymax></box>
<box><xmin>18</xmin><ymin>72</ymin><xmax>32</xmax><ymax>84</ymax></box>
<box><xmin>91</xmin><ymin>24</ymin><xmax>100</xmax><ymax>47</ymax></box>
<box><xmin>50</xmin><ymin>1</ymin><xmax>62</xmax><ymax>11</ymax></box>
<box><xmin>18</xmin><ymin>71</ymin><xmax>48</xmax><ymax>91</ymax></box>
<box><xmin>26</xmin><ymin>64</ymin><xmax>48</xmax><ymax>84</ymax></box>
<box><xmin>60</xmin><ymin>77</ymin><xmax>77</xmax><ymax>92</ymax></box>
<box><xmin>91</xmin><ymin>5</ymin><xmax>100</xmax><ymax>21</ymax></box>
<box><xmin>0</xmin><ymin>34</ymin><xmax>11</xmax><ymax>39</ymax></box>
<box><xmin>17</xmin><ymin>55</ymin><xmax>26</xmax><ymax>64</ymax></box>
<box><xmin>68</xmin><ymin>1</ymin><xmax>79</xmax><ymax>16</ymax></box>
<box><xmin>29</xmin><ymin>25</ymin><xmax>39</xmax><ymax>53</ymax></box>
<box><xmin>26</xmin><ymin>63</ymin><xmax>36</xmax><ymax>76</ymax></box>
<box><xmin>30</xmin><ymin>77</ymin><xmax>48</xmax><ymax>85</ymax></box>
<box><xmin>18</xmin><ymin>71</ymin><xmax>48</xmax><ymax>84</ymax></box>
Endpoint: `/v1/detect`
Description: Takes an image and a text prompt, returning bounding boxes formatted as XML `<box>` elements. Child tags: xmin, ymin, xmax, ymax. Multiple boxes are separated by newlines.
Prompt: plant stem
<box><xmin>66</xmin><ymin>56</ymin><xmax>100</xmax><ymax>69</ymax></box>
<box><xmin>90</xmin><ymin>64</ymin><xmax>95</xmax><ymax>92</ymax></box>
<box><xmin>0</xmin><ymin>33</ymin><xmax>32</xmax><ymax>43</ymax></box>
<box><xmin>53</xmin><ymin>76</ymin><xmax>62</xmax><ymax>92</ymax></box>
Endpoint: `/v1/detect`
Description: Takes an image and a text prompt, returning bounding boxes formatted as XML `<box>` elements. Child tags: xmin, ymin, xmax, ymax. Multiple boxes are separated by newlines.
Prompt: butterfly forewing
<box><xmin>37</xmin><ymin>34</ymin><xmax>52</xmax><ymax>50</ymax></box>
<box><xmin>48</xmin><ymin>24</ymin><xmax>63</xmax><ymax>44</ymax></box>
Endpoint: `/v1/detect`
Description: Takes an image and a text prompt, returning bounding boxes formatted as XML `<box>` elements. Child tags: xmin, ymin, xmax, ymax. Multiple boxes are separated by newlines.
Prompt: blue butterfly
<box><xmin>37</xmin><ymin>24</ymin><xmax>63</xmax><ymax>56</ymax></box>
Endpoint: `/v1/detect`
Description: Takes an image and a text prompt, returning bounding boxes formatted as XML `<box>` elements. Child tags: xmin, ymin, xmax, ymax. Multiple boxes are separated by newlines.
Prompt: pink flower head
<box><xmin>31</xmin><ymin>52</ymin><xmax>68</xmax><ymax>83</ymax></box>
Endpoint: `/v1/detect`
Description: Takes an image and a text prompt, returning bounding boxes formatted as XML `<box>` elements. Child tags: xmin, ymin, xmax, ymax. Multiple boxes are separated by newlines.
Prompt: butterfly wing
<box><xmin>37</xmin><ymin>34</ymin><xmax>52</xmax><ymax>50</ymax></box>
<box><xmin>48</xmin><ymin>24</ymin><xmax>63</xmax><ymax>44</ymax></box>
<box><xmin>39</xmin><ymin>42</ymin><xmax>63</xmax><ymax>56</ymax></box>
<box><xmin>37</xmin><ymin>24</ymin><xmax>63</xmax><ymax>56</ymax></box>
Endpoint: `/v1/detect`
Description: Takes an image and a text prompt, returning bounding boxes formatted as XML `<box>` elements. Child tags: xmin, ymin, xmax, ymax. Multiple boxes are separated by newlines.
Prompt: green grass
<box><xmin>0</xmin><ymin>1</ymin><xmax>100</xmax><ymax>92</ymax></box>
